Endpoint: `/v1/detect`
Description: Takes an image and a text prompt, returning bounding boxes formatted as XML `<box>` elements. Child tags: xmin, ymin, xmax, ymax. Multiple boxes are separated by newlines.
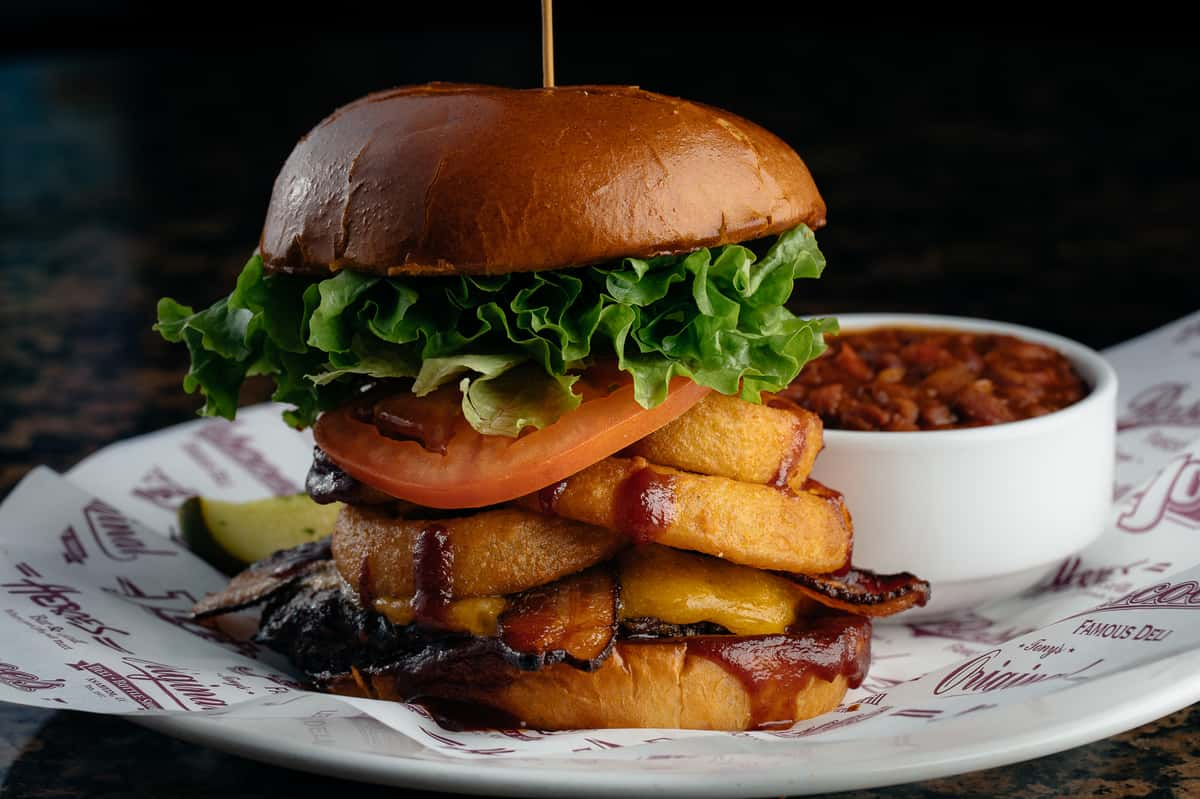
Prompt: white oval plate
<box><xmin>136</xmin><ymin>648</ymin><xmax>1200</xmax><ymax>797</ymax></box>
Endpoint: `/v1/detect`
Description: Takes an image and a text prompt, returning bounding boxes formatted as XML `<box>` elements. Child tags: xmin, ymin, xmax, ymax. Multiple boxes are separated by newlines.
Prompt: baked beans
<box><xmin>783</xmin><ymin>327</ymin><xmax>1089</xmax><ymax>431</ymax></box>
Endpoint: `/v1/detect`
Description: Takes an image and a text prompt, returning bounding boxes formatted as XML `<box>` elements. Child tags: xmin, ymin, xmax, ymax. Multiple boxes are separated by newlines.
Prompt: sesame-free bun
<box><xmin>260</xmin><ymin>83</ymin><xmax>826</xmax><ymax>277</ymax></box>
<box><xmin>325</xmin><ymin>632</ymin><xmax>866</xmax><ymax>731</ymax></box>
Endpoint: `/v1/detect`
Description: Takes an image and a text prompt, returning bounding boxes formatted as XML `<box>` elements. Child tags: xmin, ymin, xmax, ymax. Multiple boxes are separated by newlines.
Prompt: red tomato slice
<box><xmin>314</xmin><ymin>374</ymin><xmax>710</xmax><ymax>509</ymax></box>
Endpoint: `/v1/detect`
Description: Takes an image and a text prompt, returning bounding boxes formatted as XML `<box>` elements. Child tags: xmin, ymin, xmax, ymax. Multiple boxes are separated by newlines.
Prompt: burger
<box><xmin>159</xmin><ymin>83</ymin><xmax>928</xmax><ymax>730</ymax></box>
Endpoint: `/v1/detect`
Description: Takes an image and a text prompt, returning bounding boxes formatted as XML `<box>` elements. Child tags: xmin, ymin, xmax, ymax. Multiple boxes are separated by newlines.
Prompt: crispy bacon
<box><xmin>785</xmin><ymin>567</ymin><xmax>930</xmax><ymax>617</ymax></box>
<box><xmin>254</xmin><ymin>560</ymin><xmax>482</xmax><ymax>681</ymax></box>
<box><xmin>499</xmin><ymin>566</ymin><xmax>619</xmax><ymax>671</ymax></box>
<box><xmin>236</xmin><ymin>554</ymin><xmax>622</xmax><ymax>681</ymax></box>
<box><xmin>191</xmin><ymin>538</ymin><xmax>332</xmax><ymax>620</ymax></box>
<box><xmin>194</xmin><ymin>534</ymin><xmax>926</xmax><ymax>705</ymax></box>
<box><xmin>352</xmin><ymin>384</ymin><xmax>460</xmax><ymax>455</ymax></box>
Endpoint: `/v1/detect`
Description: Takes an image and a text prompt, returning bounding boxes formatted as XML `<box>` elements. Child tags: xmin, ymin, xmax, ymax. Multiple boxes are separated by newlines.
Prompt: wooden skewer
<box><xmin>541</xmin><ymin>0</ymin><xmax>555</xmax><ymax>88</ymax></box>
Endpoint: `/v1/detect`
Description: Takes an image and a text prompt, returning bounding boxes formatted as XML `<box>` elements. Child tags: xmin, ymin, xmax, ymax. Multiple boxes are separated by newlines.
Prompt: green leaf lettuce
<box><xmin>155</xmin><ymin>224</ymin><xmax>837</xmax><ymax>436</ymax></box>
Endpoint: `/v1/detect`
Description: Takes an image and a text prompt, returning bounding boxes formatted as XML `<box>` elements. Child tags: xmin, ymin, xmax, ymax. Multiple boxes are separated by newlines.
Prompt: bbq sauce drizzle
<box><xmin>682</xmin><ymin>613</ymin><xmax>871</xmax><ymax>729</ymax></box>
<box><xmin>537</xmin><ymin>461</ymin><xmax>680</xmax><ymax>544</ymax></box>
<box><xmin>611</xmin><ymin>461</ymin><xmax>679</xmax><ymax>544</ymax></box>
<box><xmin>537</xmin><ymin>479</ymin><xmax>568</xmax><ymax>515</ymax></box>
<box><xmin>765</xmin><ymin>395</ymin><xmax>811</xmax><ymax>489</ymax></box>
<box><xmin>411</xmin><ymin>524</ymin><xmax>454</xmax><ymax>628</ymax></box>
<box><xmin>350</xmin><ymin>383</ymin><xmax>457</xmax><ymax>454</ymax></box>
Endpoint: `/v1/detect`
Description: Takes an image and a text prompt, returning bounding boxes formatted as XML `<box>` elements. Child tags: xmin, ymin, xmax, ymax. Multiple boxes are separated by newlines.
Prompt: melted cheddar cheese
<box><xmin>618</xmin><ymin>544</ymin><xmax>814</xmax><ymax>635</ymax></box>
<box><xmin>373</xmin><ymin>544</ymin><xmax>812</xmax><ymax>637</ymax></box>
<box><xmin>373</xmin><ymin>596</ymin><xmax>508</xmax><ymax>636</ymax></box>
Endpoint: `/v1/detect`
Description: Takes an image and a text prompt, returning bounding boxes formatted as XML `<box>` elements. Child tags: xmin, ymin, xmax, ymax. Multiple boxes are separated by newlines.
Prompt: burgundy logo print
<box><xmin>82</xmin><ymin>499</ymin><xmax>176</xmax><ymax>561</ymax></box>
<box><xmin>131</xmin><ymin>466</ymin><xmax>197</xmax><ymax>511</ymax></box>
<box><xmin>5</xmin><ymin>563</ymin><xmax>133</xmax><ymax>654</ymax></box>
<box><xmin>907</xmin><ymin>612</ymin><xmax>1035</xmax><ymax>646</ymax></box>
<box><xmin>1173</xmin><ymin>320</ymin><xmax>1200</xmax><ymax>346</ymax></box>
<box><xmin>61</xmin><ymin>526</ymin><xmax>87</xmax><ymax>564</ymax></box>
<box><xmin>1119</xmin><ymin>454</ymin><xmax>1200</xmax><ymax>533</ymax></box>
<box><xmin>1117</xmin><ymin>382</ymin><xmax>1200</xmax><ymax>432</ymax></box>
<box><xmin>1091</xmin><ymin>579</ymin><xmax>1200</xmax><ymax>613</ymax></box>
<box><xmin>194</xmin><ymin>422</ymin><xmax>300</xmax><ymax>496</ymax></box>
<box><xmin>0</xmin><ymin>662</ymin><xmax>66</xmax><ymax>693</ymax></box>
<box><xmin>71</xmin><ymin>658</ymin><xmax>227</xmax><ymax>711</ymax></box>
<box><xmin>932</xmin><ymin>650</ymin><xmax>1103</xmax><ymax>697</ymax></box>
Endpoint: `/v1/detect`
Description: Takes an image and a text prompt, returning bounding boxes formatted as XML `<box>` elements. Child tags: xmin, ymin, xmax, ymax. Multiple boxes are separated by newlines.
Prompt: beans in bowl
<box><xmin>782</xmin><ymin>327</ymin><xmax>1089</xmax><ymax>431</ymax></box>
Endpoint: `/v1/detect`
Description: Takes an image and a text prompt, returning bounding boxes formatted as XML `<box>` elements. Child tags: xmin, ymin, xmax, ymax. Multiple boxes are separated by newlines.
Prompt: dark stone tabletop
<box><xmin>1</xmin><ymin>24</ymin><xmax>1197</xmax><ymax>798</ymax></box>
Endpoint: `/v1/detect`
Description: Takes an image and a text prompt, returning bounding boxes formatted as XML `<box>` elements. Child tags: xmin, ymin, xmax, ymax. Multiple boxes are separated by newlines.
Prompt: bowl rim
<box><xmin>811</xmin><ymin>312</ymin><xmax>1118</xmax><ymax>448</ymax></box>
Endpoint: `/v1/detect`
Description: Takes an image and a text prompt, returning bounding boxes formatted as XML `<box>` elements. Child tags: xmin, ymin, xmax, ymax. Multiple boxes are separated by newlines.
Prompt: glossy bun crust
<box><xmin>324</xmin><ymin>633</ymin><xmax>865</xmax><ymax>731</ymax></box>
<box><xmin>260</xmin><ymin>83</ymin><xmax>826</xmax><ymax>277</ymax></box>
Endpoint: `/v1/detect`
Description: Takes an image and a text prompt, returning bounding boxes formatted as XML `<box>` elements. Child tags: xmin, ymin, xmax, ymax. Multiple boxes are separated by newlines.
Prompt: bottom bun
<box><xmin>325</xmin><ymin>621</ymin><xmax>868</xmax><ymax>730</ymax></box>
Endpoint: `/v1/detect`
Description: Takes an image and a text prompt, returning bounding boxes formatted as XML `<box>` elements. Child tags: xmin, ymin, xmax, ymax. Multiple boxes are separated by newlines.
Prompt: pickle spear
<box><xmin>179</xmin><ymin>494</ymin><xmax>343</xmax><ymax>575</ymax></box>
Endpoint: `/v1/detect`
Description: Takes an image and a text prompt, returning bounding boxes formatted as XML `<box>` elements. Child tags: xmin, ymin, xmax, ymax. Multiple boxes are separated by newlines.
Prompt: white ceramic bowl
<box><xmin>806</xmin><ymin>314</ymin><xmax>1117</xmax><ymax>619</ymax></box>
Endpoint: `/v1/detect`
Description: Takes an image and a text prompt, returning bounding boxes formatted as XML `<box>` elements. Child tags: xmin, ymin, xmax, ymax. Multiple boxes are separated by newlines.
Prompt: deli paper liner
<box><xmin>2</xmin><ymin>310</ymin><xmax>1199</xmax><ymax>761</ymax></box>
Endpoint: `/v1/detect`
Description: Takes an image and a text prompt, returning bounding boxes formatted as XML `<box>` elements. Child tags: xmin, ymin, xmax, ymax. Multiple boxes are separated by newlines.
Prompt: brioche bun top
<box><xmin>260</xmin><ymin>83</ymin><xmax>825</xmax><ymax>277</ymax></box>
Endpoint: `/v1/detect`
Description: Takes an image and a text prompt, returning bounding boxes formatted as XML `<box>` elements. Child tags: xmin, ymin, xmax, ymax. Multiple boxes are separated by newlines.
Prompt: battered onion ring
<box><xmin>625</xmin><ymin>391</ymin><xmax>824</xmax><ymax>489</ymax></box>
<box><xmin>333</xmin><ymin>506</ymin><xmax>627</xmax><ymax>603</ymax></box>
<box><xmin>517</xmin><ymin>456</ymin><xmax>852</xmax><ymax>573</ymax></box>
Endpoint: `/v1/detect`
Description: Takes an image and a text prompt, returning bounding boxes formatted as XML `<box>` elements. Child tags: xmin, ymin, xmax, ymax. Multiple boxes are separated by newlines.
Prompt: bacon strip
<box><xmin>192</xmin><ymin>538</ymin><xmax>332</xmax><ymax>620</ymax></box>
<box><xmin>785</xmin><ymin>567</ymin><xmax>930</xmax><ymax>617</ymax></box>
<box><xmin>499</xmin><ymin>566</ymin><xmax>619</xmax><ymax>671</ymax></box>
<box><xmin>351</xmin><ymin>384</ymin><xmax>461</xmax><ymax>455</ymax></box>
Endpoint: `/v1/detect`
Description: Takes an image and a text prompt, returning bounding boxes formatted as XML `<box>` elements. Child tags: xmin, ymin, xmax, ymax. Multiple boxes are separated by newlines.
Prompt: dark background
<box><xmin>4</xmin><ymin>23</ymin><xmax>1198</xmax><ymax>482</ymax></box>
<box><xmin>2</xmin><ymin>13</ymin><xmax>1199</xmax><ymax>798</ymax></box>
